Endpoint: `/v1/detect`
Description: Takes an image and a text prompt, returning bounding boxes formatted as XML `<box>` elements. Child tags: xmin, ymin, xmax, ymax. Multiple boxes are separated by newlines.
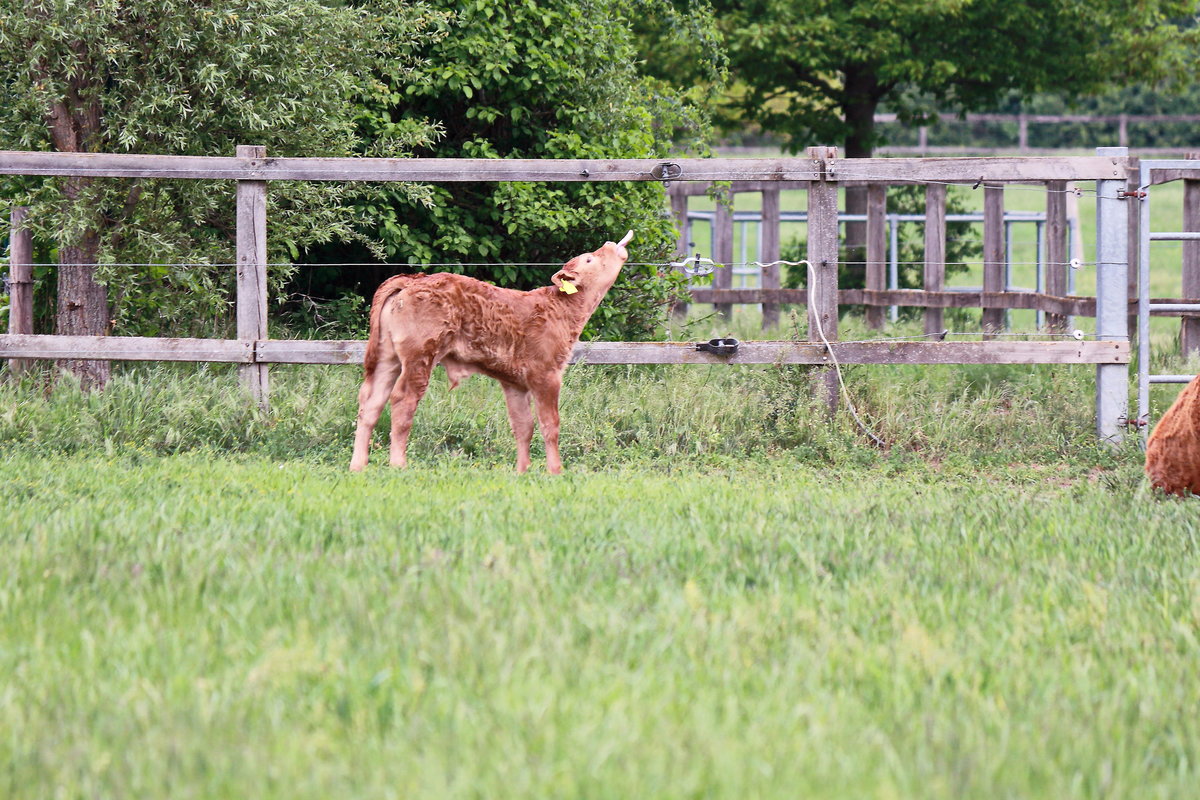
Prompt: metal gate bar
<box><xmin>1137</xmin><ymin>161</ymin><xmax>1200</xmax><ymax>426</ymax></box>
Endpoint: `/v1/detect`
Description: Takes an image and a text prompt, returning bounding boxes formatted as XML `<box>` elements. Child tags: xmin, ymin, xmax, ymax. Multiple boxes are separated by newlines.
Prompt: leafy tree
<box><xmin>708</xmin><ymin>0</ymin><xmax>1199</xmax><ymax>275</ymax></box>
<box><xmin>348</xmin><ymin>0</ymin><xmax>710</xmax><ymax>341</ymax></box>
<box><xmin>0</xmin><ymin>0</ymin><xmax>446</xmax><ymax>388</ymax></box>
<box><xmin>713</xmin><ymin>0</ymin><xmax>1198</xmax><ymax>157</ymax></box>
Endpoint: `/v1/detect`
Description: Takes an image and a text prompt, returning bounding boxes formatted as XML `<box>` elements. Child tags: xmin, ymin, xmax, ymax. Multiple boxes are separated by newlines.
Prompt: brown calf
<box><xmin>349</xmin><ymin>231</ymin><xmax>633</xmax><ymax>473</ymax></box>
<box><xmin>1145</xmin><ymin>373</ymin><xmax>1200</xmax><ymax>496</ymax></box>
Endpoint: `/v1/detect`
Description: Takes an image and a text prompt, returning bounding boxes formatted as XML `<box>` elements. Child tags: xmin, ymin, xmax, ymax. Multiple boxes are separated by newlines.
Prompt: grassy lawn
<box><xmin>2</xmin><ymin>358</ymin><xmax>1197</xmax><ymax>798</ymax></box>
<box><xmin>3</xmin><ymin>153</ymin><xmax>1196</xmax><ymax>799</ymax></box>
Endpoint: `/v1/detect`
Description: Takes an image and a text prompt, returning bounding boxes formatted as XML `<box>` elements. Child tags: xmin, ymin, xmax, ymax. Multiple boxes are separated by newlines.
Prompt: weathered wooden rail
<box><xmin>0</xmin><ymin>333</ymin><xmax>1129</xmax><ymax>367</ymax></box>
<box><xmin>0</xmin><ymin>146</ymin><xmax>1152</xmax><ymax>441</ymax></box>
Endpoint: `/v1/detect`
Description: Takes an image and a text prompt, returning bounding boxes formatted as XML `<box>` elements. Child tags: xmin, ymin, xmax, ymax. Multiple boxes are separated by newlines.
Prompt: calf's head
<box><xmin>551</xmin><ymin>230</ymin><xmax>633</xmax><ymax>301</ymax></box>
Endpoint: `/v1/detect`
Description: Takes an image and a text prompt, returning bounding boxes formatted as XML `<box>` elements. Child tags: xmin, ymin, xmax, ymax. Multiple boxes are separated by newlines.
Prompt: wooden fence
<box><xmin>0</xmin><ymin>146</ymin><xmax>1163</xmax><ymax>440</ymax></box>
<box><xmin>669</xmin><ymin>153</ymin><xmax>1200</xmax><ymax>349</ymax></box>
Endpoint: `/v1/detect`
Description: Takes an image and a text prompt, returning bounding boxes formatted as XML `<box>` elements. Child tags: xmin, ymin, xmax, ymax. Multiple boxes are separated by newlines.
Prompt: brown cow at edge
<box><xmin>1145</xmin><ymin>373</ymin><xmax>1200</xmax><ymax>496</ymax></box>
<box><xmin>350</xmin><ymin>231</ymin><xmax>633</xmax><ymax>474</ymax></box>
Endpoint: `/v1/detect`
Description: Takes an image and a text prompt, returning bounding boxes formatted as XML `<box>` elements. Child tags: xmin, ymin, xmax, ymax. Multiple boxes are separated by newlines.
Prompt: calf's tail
<box><xmin>362</xmin><ymin>274</ymin><xmax>417</xmax><ymax>375</ymax></box>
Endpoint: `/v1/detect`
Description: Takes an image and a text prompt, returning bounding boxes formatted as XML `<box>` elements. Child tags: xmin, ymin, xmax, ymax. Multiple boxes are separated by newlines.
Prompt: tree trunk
<box><xmin>841</xmin><ymin>71</ymin><xmax>881</xmax><ymax>289</ymax></box>
<box><xmin>46</xmin><ymin>80</ymin><xmax>111</xmax><ymax>389</ymax></box>
<box><xmin>55</xmin><ymin>176</ymin><xmax>110</xmax><ymax>390</ymax></box>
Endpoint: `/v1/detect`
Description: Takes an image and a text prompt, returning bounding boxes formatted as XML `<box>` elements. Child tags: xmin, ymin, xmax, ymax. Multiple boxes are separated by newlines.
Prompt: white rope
<box><xmin>801</xmin><ymin>259</ymin><xmax>888</xmax><ymax>448</ymax></box>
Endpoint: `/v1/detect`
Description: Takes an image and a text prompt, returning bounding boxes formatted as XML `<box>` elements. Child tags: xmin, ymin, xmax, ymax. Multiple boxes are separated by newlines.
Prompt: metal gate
<box><xmin>1136</xmin><ymin>159</ymin><xmax>1200</xmax><ymax>433</ymax></box>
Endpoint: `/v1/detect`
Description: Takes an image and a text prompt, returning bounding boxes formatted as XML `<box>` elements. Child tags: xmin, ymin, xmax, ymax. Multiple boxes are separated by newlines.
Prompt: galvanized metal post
<box><xmin>1095</xmin><ymin>146</ymin><xmax>1130</xmax><ymax>444</ymax></box>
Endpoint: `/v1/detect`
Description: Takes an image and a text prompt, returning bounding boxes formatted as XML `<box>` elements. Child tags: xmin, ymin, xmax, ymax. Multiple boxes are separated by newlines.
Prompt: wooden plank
<box><xmin>923</xmin><ymin>184</ymin><xmax>947</xmax><ymax>335</ymax></box>
<box><xmin>843</xmin><ymin>289</ymin><xmax>1094</xmax><ymax>317</ymax></box>
<box><xmin>689</xmin><ymin>287</ymin><xmax>1196</xmax><ymax>318</ymax></box>
<box><xmin>760</xmin><ymin>187</ymin><xmax>782</xmax><ymax>330</ymax></box>
<box><xmin>1182</xmin><ymin>153</ymin><xmax>1200</xmax><ymax>355</ymax></box>
<box><xmin>807</xmin><ymin>146</ymin><xmax>840</xmax><ymax>412</ymax></box>
<box><xmin>1044</xmin><ymin>181</ymin><xmax>1069</xmax><ymax>331</ymax></box>
<box><xmin>0</xmin><ymin>151</ymin><xmax>247</xmax><ymax>179</ymax></box>
<box><xmin>0</xmin><ymin>150</ymin><xmax>1134</xmax><ymax>184</ymax></box>
<box><xmin>7</xmin><ymin>207</ymin><xmax>33</xmax><ymax>374</ymax></box>
<box><xmin>712</xmin><ymin>186</ymin><xmax>733</xmax><ymax>317</ymax></box>
<box><xmin>689</xmin><ymin>287</ymin><xmax>1092</xmax><ymax>313</ymax></box>
<box><xmin>1127</xmin><ymin>174</ymin><xmax>1140</xmax><ymax>341</ymax></box>
<box><xmin>569</xmin><ymin>340</ymin><xmax>1128</xmax><ymax>365</ymax></box>
<box><xmin>236</xmin><ymin>145</ymin><xmax>269</xmax><ymax>407</ymax></box>
<box><xmin>865</xmin><ymin>184</ymin><xmax>887</xmax><ymax>330</ymax></box>
<box><xmin>828</xmin><ymin>156</ymin><xmax>1128</xmax><ymax>183</ymax></box>
<box><xmin>0</xmin><ymin>333</ymin><xmax>1136</xmax><ymax>366</ymax></box>
<box><xmin>806</xmin><ymin>148</ymin><xmax>839</xmax><ymax>342</ymax></box>
<box><xmin>670</xmin><ymin>180</ymin><xmax>810</xmax><ymax>196</ymax></box>
<box><xmin>983</xmin><ymin>185</ymin><xmax>1006</xmax><ymax>335</ymax></box>
<box><xmin>255</xmin><ymin>339</ymin><xmax>366</xmax><ymax>364</ymax></box>
<box><xmin>0</xmin><ymin>334</ymin><xmax>253</xmax><ymax>362</ymax></box>
<box><xmin>0</xmin><ymin>151</ymin><xmax>823</xmax><ymax>183</ymax></box>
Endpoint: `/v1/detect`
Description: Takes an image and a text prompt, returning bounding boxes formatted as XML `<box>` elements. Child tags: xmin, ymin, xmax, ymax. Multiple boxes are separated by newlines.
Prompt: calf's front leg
<box><xmin>501</xmin><ymin>382</ymin><xmax>535</xmax><ymax>473</ymax></box>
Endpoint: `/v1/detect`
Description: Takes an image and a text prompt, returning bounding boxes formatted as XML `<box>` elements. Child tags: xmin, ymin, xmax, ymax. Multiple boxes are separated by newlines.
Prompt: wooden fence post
<box><xmin>760</xmin><ymin>186</ymin><xmax>781</xmax><ymax>330</ymax></box>
<box><xmin>1181</xmin><ymin>153</ymin><xmax>1200</xmax><ymax>357</ymax></box>
<box><xmin>712</xmin><ymin>185</ymin><xmax>733</xmax><ymax>318</ymax></box>
<box><xmin>7</xmin><ymin>207</ymin><xmax>33</xmax><ymax>375</ymax></box>
<box><xmin>1044</xmin><ymin>181</ymin><xmax>1068</xmax><ymax>332</ymax></box>
<box><xmin>982</xmin><ymin>184</ymin><xmax>1006</xmax><ymax>337</ymax></box>
<box><xmin>807</xmin><ymin>146</ymin><xmax>839</xmax><ymax>412</ymax></box>
<box><xmin>865</xmin><ymin>184</ymin><xmax>887</xmax><ymax>330</ymax></box>
<box><xmin>923</xmin><ymin>184</ymin><xmax>947</xmax><ymax>335</ymax></box>
<box><xmin>669</xmin><ymin>184</ymin><xmax>689</xmax><ymax>321</ymax></box>
<box><xmin>1127</xmin><ymin>172</ymin><xmax>1140</xmax><ymax>344</ymax></box>
<box><xmin>236</xmin><ymin>144</ymin><xmax>269</xmax><ymax>409</ymax></box>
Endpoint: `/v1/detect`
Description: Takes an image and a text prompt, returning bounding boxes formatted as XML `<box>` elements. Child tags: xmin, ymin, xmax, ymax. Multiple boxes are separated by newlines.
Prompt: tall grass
<box><xmin>0</xmin><ymin>326</ymin><xmax>1137</xmax><ymax>472</ymax></box>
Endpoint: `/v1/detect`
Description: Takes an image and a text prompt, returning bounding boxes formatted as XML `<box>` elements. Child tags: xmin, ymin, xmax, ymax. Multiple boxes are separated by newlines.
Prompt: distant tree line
<box><xmin>875</xmin><ymin>84</ymin><xmax>1200</xmax><ymax>151</ymax></box>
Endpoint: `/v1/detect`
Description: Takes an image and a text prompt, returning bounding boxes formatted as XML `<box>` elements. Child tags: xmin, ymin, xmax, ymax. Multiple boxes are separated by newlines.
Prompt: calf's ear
<box><xmin>551</xmin><ymin>260</ymin><xmax>581</xmax><ymax>293</ymax></box>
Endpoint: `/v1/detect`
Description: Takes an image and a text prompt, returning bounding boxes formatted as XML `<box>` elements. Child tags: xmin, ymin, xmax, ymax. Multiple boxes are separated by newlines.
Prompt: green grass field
<box><xmin>2</xmin><ymin>345</ymin><xmax>1197</xmax><ymax>798</ymax></box>
<box><xmin>5</xmin><ymin>159</ymin><xmax>1200</xmax><ymax>798</ymax></box>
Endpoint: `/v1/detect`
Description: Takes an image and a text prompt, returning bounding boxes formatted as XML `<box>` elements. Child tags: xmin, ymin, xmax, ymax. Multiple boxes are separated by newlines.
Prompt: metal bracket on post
<box><xmin>1095</xmin><ymin>146</ymin><xmax>1130</xmax><ymax>445</ymax></box>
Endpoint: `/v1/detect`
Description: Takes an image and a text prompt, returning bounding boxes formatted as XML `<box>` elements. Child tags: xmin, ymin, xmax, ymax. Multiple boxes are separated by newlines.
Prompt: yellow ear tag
<box><xmin>559</xmin><ymin>280</ymin><xmax>578</xmax><ymax>295</ymax></box>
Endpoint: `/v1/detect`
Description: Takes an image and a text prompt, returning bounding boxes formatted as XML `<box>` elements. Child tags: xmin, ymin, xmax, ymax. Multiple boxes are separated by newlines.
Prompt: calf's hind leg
<box><xmin>388</xmin><ymin>356</ymin><xmax>435</xmax><ymax>468</ymax></box>
<box><xmin>350</xmin><ymin>355</ymin><xmax>401</xmax><ymax>472</ymax></box>
<box><xmin>531</xmin><ymin>379</ymin><xmax>564</xmax><ymax>475</ymax></box>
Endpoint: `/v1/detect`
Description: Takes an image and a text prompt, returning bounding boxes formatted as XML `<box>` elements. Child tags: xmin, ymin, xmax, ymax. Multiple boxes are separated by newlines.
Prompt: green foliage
<box><xmin>0</xmin><ymin>0</ymin><xmax>448</xmax><ymax>336</ymax></box>
<box><xmin>709</xmin><ymin>0</ymin><xmax>1200</xmax><ymax>155</ymax></box>
<box><xmin>352</xmin><ymin>0</ymin><xmax>707</xmax><ymax>340</ymax></box>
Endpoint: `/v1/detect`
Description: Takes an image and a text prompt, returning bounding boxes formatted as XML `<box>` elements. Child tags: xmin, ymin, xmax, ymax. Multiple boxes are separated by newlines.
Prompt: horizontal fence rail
<box><xmin>0</xmin><ymin>151</ymin><xmax>1130</xmax><ymax>183</ymax></box>
<box><xmin>0</xmin><ymin>334</ymin><xmax>1130</xmax><ymax>367</ymax></box>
